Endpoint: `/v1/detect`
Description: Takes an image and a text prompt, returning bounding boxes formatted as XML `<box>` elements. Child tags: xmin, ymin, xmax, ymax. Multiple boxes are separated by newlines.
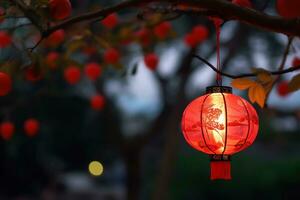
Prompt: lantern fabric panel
<box><xmin>222</xmin><ymin>94</ymin><xmax>259</xmax><ymax>154</ymax></box>
<box><xmin>240</xmin><ymin>97</ymin><xmax>259</xmax><ymax>147</ymax></box>
<box><xmin>182</xmin><ymin>94</ymin><xmax>213</xmax><ymax>154</ymax></box>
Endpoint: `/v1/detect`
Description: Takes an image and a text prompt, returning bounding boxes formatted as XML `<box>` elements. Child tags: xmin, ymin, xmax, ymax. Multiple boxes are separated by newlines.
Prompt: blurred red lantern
<box><xmin>0</xmin><ymin>31</ymin><xmax>12</xmax><ymax>48</ymax></box>
<box><xmin>232</xmin><ymin>0</ymin><xmax>252</xmax><ymax>8</ymax></box>
<box><xmin>101</xmin><ymin>13</ymin><xmax>118</xmax><ymax>29</ymax></box>
<box><xmin>85</xmin><ymin>62</ymin><xmax>102</xmax><ymax>81</ymax></box>
<box><xmin>0</xmin><ymin>121</ymin><xmax>15</xmax><ymax>140</ymax></box>
<box><xmin>144</xmin><ymin>53</ymin><xmax>159</xmax><ymax>70</ymax></box>
<box><xmin>25</xmin><ymin>66</ymin><xmax>42</xmax><ymax>82</ymax></box>
<box><xmin>45</xmin><ymin>29</ymin><xmax>65</xmax><ymax>47</ymax></box>
<box><xmin>46</xmin><ymin>52</ymin><xmax>59</xmax><ymax>69</ymax></box>
<box><xmin>182</xmin><ymin>86</ymin><xmax>259</xmax><ymax>180</ymax></box>
<box><xmin>64</xmin><ymin>66</ymin><xmax>81</xmax><ymax>85</ymax></box>
<box><xmin>0</xmin><ymin>7</ymin><xmax>5</xmax><ymax>23</ymax></box>
<box><xmin>292</xmin><ymin>57</ymin><xmax>300</xmax><ymax>68</ymax></box>
<box><xmin>191</xmin><ymin>25</ymin><xmax>209</xmax><ymax>43</ymax></box>
<box><xmin>184</xmin><ymin>33</ymin><xmax>198</xmax><ymax>48</ymax></box>
<box><xmin>0</xmin><ymin>72</ymin><xmax>12</xmax><ymax>96</ymax></box>
<box><xmin>277</xmin><ymin>0</ymin><xmax>300</xmax><ymax>19</ymax></box>
<box><xmin>135</xmin><ymin>28</ymin><xmax>151</xmax><ymax>47</ymax></box>
<box><xmin>90</xmin><ymin>94</ymin><xmax>105</xmax><ymax>111</ymax></box>
<box><xmin>277</xmin><ymin>81</ymin><xmax>289</xmax><ymax>97</ymax></box>
<box><xmin>49</xmin><ymin>0</ymin><xmax>72</xmax><ymax>20</ymax></box>
<box><xmin>184</xmin><ymin>25</ymin><xmax>209</xmax><ymax>48</ymax></box>
<box><xmin>154</xmin><ymin>22</ymin><xmax>171</xmax><ymax>39</ymax></box>
<box><xmin>24</xmin><ymin>118</ymin><xmax>40</xmax><ymax>137</ymax></box>
<box><xmin>104</xmin><ymin>48</ymin><xmax>120</xmax><ymax>64</ymax></box>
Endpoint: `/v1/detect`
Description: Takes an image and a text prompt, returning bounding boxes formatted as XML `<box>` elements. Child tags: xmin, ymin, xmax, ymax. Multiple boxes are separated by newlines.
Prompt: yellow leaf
<box><xmin>247</xmin><ymin>83</ymin><xmax>266</xmax><ymax>108</ymax></box>
<box><xmin>65</xmin><ymin>39</ymin><xmax>85</xmax><ymax>57</ymax></box>
<box><xmin>251</xmin><ymin>67</ymin><xmax>268</xmax><ymax>74</ymax></box>
<box><xmin>254</xmin><ymin>84</ymin><xmax>266</xmax><ymax>108</ymax></box>
<box><xmin>231</xmin><ymin>78</ymin><xmax>256</xmax><ymax>90</ymax></box>
<box><xmin>288</xmin><ymin>74</ymin><xmax>300</xmax><ymax>93</ymax></box>
<box><xmin>264</xmin><ymin>80</ymin><xmax>275</xmax><ymax>93</ymax></box>
<box><xmin>257</xmin><ymin>71</ymin><xmax>273</xmax><ymax>84</ymax></box>
<box><xmin>248</xmin><ymin>85</ymin><xmax>256</xmax><ymax>103</ymax></box>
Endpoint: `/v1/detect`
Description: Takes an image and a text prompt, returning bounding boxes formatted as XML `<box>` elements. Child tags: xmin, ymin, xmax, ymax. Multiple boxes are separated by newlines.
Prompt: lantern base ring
<box><xmin>206</xmin><ymin>86</ymin><xmax>232</xmax><ymax>94</ymax></box>
<box><xmin>210</xmin><ymin>154</ymin><xmax>231</xmax><ymax>161</ymax></box>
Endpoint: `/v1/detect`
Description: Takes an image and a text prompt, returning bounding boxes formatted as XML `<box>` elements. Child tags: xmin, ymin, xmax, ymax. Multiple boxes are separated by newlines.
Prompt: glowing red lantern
<box><xmin>182</xmin><ymin>86</ymin><xmax>259</xmax><ymax>180</ymax></box>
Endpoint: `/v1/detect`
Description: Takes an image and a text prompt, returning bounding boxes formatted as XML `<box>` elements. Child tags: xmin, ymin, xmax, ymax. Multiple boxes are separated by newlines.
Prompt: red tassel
<box><xmin>210</xmin><ymin>161</ymin><xmax>231</xmax><ymax>180</ymax></box>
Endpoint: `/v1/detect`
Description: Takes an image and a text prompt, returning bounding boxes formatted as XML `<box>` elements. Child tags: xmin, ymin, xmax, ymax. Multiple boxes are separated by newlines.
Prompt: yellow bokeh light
<box><xmin>88</xmin><ymin>161</ymin><xmax>103</xmax><ymax>176</ymax></box>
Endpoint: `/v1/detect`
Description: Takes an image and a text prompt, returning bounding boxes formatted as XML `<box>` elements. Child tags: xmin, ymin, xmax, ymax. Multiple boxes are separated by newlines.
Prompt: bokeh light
<box><xmin>88</xmin><ymin>161</ymin><xmax>104</xmax><ymax>176</ymax></box>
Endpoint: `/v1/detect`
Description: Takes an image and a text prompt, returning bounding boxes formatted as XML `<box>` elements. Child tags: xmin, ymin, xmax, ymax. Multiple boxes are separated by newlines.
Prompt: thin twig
<box><xmin>28</xmin><ymin>37</ymin><xmax>44</xmax><ymax>52</ymax></box>
<box><xmin>265</xmin><ymin>36</ymin><xmax>294</xmax><ymax>104</ymax></box>
<box><xmin>10</xmin><ymin>0</ymin><xmax>43</xmax><ymax>32</ymax></box>
<box><xmin>193</xmin><ymin>54</ymin><xmax>300</xmax><ymax>79</ymax></box>
<box><xmin>3</xmin><ymin>16</ymin><xmax>26</xmax><ymax>19</ymax></box>
<box><xmin>0</xmin><ymin>23</ymin><xmax>32</xmax><ymax>30</ymax></box>
<box><xmin>278</xmin><ymin>37</ymin><xmax>294</xmax><ymax>72</ymax></box>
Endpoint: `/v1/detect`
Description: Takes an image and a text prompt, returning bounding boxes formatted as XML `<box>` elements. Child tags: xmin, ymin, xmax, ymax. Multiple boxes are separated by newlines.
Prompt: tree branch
<box><xmin>38</xmin><ymin>0</ymin><xmax>300</xmax><ymax>38</ymax></box>
<box><xmin>28</xmin><ymin>36</ymin><xmax>44</xmax><ymax>52</ymax></box>
<box><xmin>178</xmin><ymin>0</ymin><xmax>300</xmax><ymax>36</ymax></box>
<box><xmin>193</xmin><ymin>54</ymin><xmax>300</xmax><ymax>79</ymax></box>
<box><xmin>10</xmin><ymin>0</ymin><xmax>44</xmax><ymax>32</ymax></box>
<box><xmin>44</xmin><ymin>0</ymin><xmax>141</xmax><ymax>37</ymax></box>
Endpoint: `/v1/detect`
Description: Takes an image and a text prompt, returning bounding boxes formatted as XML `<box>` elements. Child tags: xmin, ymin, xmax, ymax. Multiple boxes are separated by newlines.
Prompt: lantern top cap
<box><xmin>206</xmin><ymin>86</ymin><xmax>232</xmax><ymax>94</ymax></box>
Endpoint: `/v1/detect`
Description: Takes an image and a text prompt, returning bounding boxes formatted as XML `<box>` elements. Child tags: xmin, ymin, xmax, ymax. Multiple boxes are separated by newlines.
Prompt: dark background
<box><xmin>0</xmin><ymin>0</ymin><xmax>300</xmax><ymax>199</ymax></box>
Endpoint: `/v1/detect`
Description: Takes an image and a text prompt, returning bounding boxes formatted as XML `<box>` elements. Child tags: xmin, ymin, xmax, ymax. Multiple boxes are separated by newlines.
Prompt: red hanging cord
<box><xmin>211</xmin><ymin>18</ymin><xmax>223</xmax><ymax>85</ymax></box>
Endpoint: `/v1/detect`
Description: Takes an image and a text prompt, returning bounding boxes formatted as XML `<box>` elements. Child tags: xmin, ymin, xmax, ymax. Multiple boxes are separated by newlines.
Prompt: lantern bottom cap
<box><xmin>210</xmin><ymin>160</ymin><xmax>231</xmax><ymax>180</ymax></box>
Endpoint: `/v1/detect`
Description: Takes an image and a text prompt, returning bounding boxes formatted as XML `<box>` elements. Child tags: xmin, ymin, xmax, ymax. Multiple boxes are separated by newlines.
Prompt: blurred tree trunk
<box><xmin>124</xmin><ymin>147</ymin><xmax>140</xmax><ymax>200</ymax></box>
<box><xmin>152</xmin><ymin>49</ymin><xmax>195</xmax><ymax>200</ymax></box>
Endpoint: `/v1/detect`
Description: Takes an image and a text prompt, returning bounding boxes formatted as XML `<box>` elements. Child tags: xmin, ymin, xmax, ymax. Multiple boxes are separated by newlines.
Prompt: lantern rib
<box><xmin>221</xmin><ymin>93</ymin><xmax>228</xmax><ymax>156</ymax></box>
<box><xmin>200</xmin><ymin>94</ymin><xmax>216</xmax><ymax>155</ymax></box>
<box><xmin>237</xmin><ymin>97</ymin><xmax>251</xmax><ymax>151</ymax></box>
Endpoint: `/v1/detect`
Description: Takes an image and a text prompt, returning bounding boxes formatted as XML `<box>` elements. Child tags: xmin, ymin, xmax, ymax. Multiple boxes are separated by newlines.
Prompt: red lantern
<box><xmin>49</xmin><ymin>0</ymin><xmax>72</xmax><ymax>20</ymax></box>
<box><xmin>181</xmin><ymin>86</ymin><xmax>259</xmax><ymax>180</ymax></box>
<box><xmin>101</xmin><ymin>13</ymin><xmax>118</xmax><ymax>29</ymax></box>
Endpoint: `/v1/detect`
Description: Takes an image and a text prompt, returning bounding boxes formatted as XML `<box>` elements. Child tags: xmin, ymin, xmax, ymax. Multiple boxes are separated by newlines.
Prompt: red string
<box><xmin>211</xmin><ymin>18</ymin><xmax>223</xmax><ymax>85</ymax></box>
